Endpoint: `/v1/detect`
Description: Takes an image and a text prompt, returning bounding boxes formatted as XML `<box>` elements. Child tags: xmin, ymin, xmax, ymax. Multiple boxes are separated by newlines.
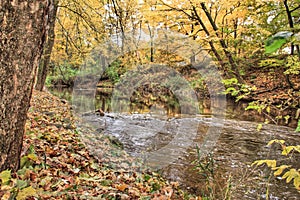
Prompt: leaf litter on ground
<box><xmin>0</xmin><ymin>90</ymin><xmax>198</xmax><ymax>200</ymax></box>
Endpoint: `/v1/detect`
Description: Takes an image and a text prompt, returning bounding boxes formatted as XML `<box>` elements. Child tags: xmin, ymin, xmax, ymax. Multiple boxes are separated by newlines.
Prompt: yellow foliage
<box><xmin>252</xmin><ymin>159</ymin><xmax>276</xmax><ymax>168</ymax></box>
<box><xmin>282</xmin><ymin>169</ymin><xmax>300</xmax><ymax>184</ymax></box>
<box><xmin>0</xmin><ymin>170</ymin><xmax>11</xmax><ymax>185</ymax></box>
<box><xmin>272</xmin><ymin>165</ymin><xmax>291</xmax><ymax>176</ymax></box>
<box><xmin>267</xmin><ymin>139</ymin><xmax>285</xmax><ymax>146</ymax></box>
<box><xmin>254</xmin><ymin>140</ymin><xmax>300</xmax><ymax>191</ymax></box>
<box><xmin>16</xmin><ymin>186</ymin><xmax>37</xmax><ymax>200</ymax></box>
<box><xmin>27</xmin><ymin>153</ymin><xmax>38</xmax><ymax>161</ymax></box>
<box><xmin>51</xmin><ymin>0</ymin><xmax>298</xmax><ymax>72</ymax></box>
<box><xmin>52</xmin><ymin>0</ymin><xmax>106</xmax><ymax>67</ymax></box>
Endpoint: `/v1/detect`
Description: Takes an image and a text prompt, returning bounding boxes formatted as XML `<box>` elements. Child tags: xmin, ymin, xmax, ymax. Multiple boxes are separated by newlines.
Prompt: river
<box><xmin>49</xmin><ymin>87</ymin><xmax>300</xmax><ymax>199</ymax></box>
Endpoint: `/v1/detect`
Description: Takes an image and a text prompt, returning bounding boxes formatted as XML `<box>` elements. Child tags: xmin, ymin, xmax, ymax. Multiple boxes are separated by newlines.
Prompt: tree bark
<box><xmin>0</xmin><ymin>0</ymin><xmax>50</xmax><ymax>172</ymax></box>
<box><xmin>147</xmin><ymin>23</ymin><xmax>155</xmax><ymax>62</ymax></box>
<box><xmin>35</xmin><ymin>0</ymin><xmax>59</xmax><ymax>91</ymax></box>
<box><xmin>283</xmin><ymin>0</ymin><xmax>300</xmax><ymax>57</ymax></box>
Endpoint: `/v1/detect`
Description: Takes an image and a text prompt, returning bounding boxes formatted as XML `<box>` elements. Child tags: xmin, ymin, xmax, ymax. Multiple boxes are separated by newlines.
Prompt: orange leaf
<box><xmin>116</xmin><ymin>184</ymin><xmax>128</xmax><ymax>192</ymax></box>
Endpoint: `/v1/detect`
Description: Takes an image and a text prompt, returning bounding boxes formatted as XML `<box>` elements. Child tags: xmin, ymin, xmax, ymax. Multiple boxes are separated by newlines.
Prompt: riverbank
<box><xmin>48</xmin><ymin>83</ymin><xmax>299</xmax><ymax>129</ymax></box>
<box><xmin>47</xmin><ymin>59</ymin><xmax>300</xmax><ymax>129</ymax></box>
<box><xmin>0</xmin><ymin>90</ymin><xmax>196</xmax><ymax>199</ymax></box>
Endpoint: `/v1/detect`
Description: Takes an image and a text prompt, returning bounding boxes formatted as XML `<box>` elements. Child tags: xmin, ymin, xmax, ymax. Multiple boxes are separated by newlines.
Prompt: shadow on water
<box><xmin>48</xmin><ymin>87</ymin><xmax>300</xmax><ymax>199</ymax></box>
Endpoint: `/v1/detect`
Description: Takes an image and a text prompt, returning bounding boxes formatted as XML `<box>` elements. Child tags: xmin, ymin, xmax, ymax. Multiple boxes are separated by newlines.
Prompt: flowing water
<box><xmin>49</xmin><ymin>87</ymin><xmax>300</xmax><ymax>199</ymax></box>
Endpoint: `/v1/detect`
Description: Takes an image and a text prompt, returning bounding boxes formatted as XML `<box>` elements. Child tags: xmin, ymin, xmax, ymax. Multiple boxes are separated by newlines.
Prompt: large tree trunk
<box><xmin>0</xmin><ymin>0</ymin><xmax>50</xmax><ymax>172</ymax></box>
<box><xmin>35</xmin><ymin>0</ymin><xmax>59</xmax><ymax>91</ymax></box>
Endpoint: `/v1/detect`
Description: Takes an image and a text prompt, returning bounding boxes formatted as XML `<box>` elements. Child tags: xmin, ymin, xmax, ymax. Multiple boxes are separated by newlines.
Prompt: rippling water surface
<box><xmin>82</xmin><ymin>112</ymin><xmax>300</xmax><ymax>199</ymax></box>
<box><xmin>50</xmin><ymin>87</ymin><xmax>300</xmax><ymax>199</ymax></box>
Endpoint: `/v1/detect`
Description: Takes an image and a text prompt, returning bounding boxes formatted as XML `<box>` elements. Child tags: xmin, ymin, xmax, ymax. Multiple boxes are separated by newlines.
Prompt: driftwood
<box><xmin>82</xmin><ymin>109</ymin><xmax>105</xmax><ymax>117</ymax></box>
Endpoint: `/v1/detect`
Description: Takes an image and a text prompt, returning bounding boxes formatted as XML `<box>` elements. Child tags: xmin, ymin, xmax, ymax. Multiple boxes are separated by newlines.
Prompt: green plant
<box><xmin>284</xmin><ymin>56</ymin><xmax>300</xmax><ymax>75</ymax></box>
<box><xmin>252</xmin><ymin>139</ymin><xmax>300</xmax><ymax>191</ymax></box>
<box><xmin>245</xmin><ymin>101</ymin><xmax>274</xmax><ymax>129</ymax></box>
<box><xmin>222</xmin><ymin>78</ymin><xmax>256</xmax><ymax>102</ymax></box>
<box><xmin>193</xmin><ymin>146</ymin><xmax>215</xmax><ymax>180</ymax></box>
<box><xmin>245</xmin><ymin>96</ymin><xmax>299</xmax><ymax>127</ymax></box>
<box><xmin>264</xmin><ymin>31</ymin><xmax>300</xmax><ymax>54</ymax></box>
<box><xmin>46</xmin><ymin>62</ymin><xmax>79</xmax><ymax>86</ymax></box>
<box><xmin>192</xmin><ymin>145</ymin><xmax>232</xmax><ymax>199</ymax></box>
<box><xmin>105</xmin><ymin>59</ymin><xmax>122</xmax><ymax>83</ymax></box>
<box><xmin>192</xmin><ymin>146</ymin><xmax>215</xmax><ymax>198</ymax></box>
<box><xmin>265</xmin><ymin>31</ymin><xmax>293</xmax><ymax>54</ymax></box>
<box><xmin>258</xmin><ymin>58</ymin><xmax>284</xmax><ymax>68</ymax></box>
<box><xmin>296</xmin><ymin>119</ymin><xmax>300</xmax><ymax>132</ymax></box>
<box><xmin>190</xmin><ymin>77</ymin><xmax>205</xmax><ymax>90</ymax></box>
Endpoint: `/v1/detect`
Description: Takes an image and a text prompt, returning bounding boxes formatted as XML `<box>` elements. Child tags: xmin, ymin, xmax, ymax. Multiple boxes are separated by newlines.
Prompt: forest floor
<box><xmin>0</xmin><ymin>90</ymin><xmax>196</xmax><ymax>200</ymax></box>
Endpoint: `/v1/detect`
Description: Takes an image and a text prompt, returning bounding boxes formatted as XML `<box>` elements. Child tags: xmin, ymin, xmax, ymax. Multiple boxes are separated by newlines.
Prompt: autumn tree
<box><xmin>49</xmin><ymin>0</ymin><xmax>106</xmax><ymax>85</ymax></box>
<box><xmin>104</xmin><ymin>0</ymin><xmax>141</xmax><ymax>51</ymax></box>
<box><xmin>35</xmin><ymin>0</ymin><xmax>59</xmax><ymax>91</ymax></box>
<box><xmin>0</xmin><ymin>0</ymin><xmax>51</xmax><ymax>171</ymax></box>
<box><xmin>155</xmin><ymin>0</ymin><xmax>247</xmax><ymax>82</ymax></box>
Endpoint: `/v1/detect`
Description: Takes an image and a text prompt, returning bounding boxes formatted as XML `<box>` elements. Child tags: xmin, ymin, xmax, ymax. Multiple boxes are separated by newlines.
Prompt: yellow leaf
<box><xmin>16</xmin><ymin>186</ymin><xmax>37</xmax><ymax>200</ymax></box>
<box><xmin>282</xmin><ymin>169</ymin><xmax>299</xmax><ymax>183</ymax></box>
<box><xmin>0</xmin><ymin>170</ymin><xmax>11</xmax><ymax>185</ymax></box>
<box><xmin>27</xmin><ymin>153</ymin><xmax>38</xmax><ymax>161</ymax></box>
<box><xmin>267</xmin><ymin>139</ymin><xmax>285</xmax><ymax>146</ymax></box>
<box><xmin>116</xmin><ymin>184</ymin><xmax>128</xmax><ymax>192</ymax></box>
<box><xmin>294</xmin><ymin>146</ymin><xmax>300</xmax><ymax>153</ymax></box>
<box><xmin>266</xmin><ymin>106</ymin><xmax>270</xmax><ymax>113</ymax></box>
<box><xmin>252</xmin><ymin>160</ymin><xmax>264</xmax><ymax>167</ymax></box>
<box><xmin>282</xmin><ymin>146</ymin><xmax>295</xmax><ymax>156</ymax></box>
<box><xmin>252</xmin><ymin>159</ymin><xmax>276</xmax><ymax>168</ymax></box>
<box><xmin>294</xmin><ymin>176</ymin><xmax>300</xmax><ymax>190</ymax></box>
<box><xmin>272</xmin><ymin>165</ymin><xmax>291</xmax><ymax>176</ymax></box>
<box><xmin>266</xmin><ymin>160</ymin><xmax>277</xmax><ymax>168</ymax></box>
<box><xmin>257</xmin><ymin>124</ymin><xmax>263</xmax><ymax>131</ymax></box>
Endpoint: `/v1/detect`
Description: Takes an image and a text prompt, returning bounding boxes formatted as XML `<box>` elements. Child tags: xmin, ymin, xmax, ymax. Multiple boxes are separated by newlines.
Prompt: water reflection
<box><xmin>49</xmin><ymin>86</ymin><xmax>213</xmax><ymax>117</ymax></box>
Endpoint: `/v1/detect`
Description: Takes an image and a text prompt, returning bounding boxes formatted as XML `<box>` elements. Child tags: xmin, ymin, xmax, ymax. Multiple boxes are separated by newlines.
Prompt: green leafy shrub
<box><xmin>265</xmin><ymin>31</ymin><xmax>293</xmax><ymax>54</ymax></box>
<box><xmin>46</xmin><ymin>62</ymin><xmax>78</xmax><ymax>86</ymax></box>
<box><xmin>264</xmin><ymin>31</ymin><xmax>300</xmax><ymax>54</ymax></box>
<box><xmin>245</xmin><ymin>96</ymin><xmax>300</xmax><ymax>129</ymax></box>
<box><xmin>284</xmin><ymin>56</ymin><xmax>300</xmax><ymax>75</ymax></box>
<box><xmin>104</xmin><ymin>59</ymin><xmax>122</xmax><ymax>83</ymax></box>
<box><xmin>222</xmin><ymin>78</ymin><xmax>256</xmax><ymax>101</ymax></box>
